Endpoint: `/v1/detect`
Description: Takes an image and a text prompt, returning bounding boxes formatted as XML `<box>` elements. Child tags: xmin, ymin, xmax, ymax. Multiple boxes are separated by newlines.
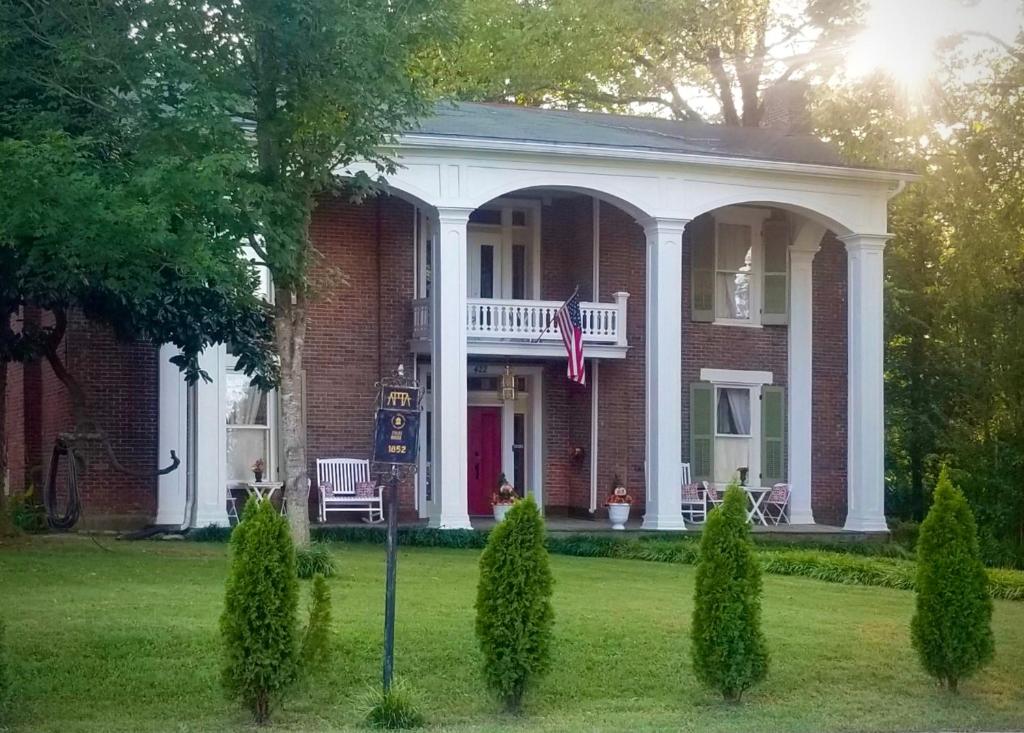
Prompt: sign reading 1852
<box><xmin>372</xmin><ymin>386</ymin><xmax>421</xmax><ymax>465</ymax></box>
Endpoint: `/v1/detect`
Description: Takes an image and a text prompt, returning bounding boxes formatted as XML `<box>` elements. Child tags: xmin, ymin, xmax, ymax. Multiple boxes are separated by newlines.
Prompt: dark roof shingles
<box><xmin>411</xmin><ymin>102</ymin><xmax>848</xmax><ymax>168</ymax></box>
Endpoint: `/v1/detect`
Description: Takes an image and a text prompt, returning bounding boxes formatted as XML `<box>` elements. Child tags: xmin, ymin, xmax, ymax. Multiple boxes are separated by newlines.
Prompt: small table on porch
<box><xmin>246</xmin><ymin>481</ymin><xmax>286</xmax><ymax>514</ymax></box>
<box><xmin>744</xmin><ymin>486</ymin><xmax>772</xmax><ymax>526</ymax></box>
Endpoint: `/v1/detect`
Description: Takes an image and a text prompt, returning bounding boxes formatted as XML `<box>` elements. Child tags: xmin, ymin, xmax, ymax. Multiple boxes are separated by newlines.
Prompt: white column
<box><xmin>192</xmin><ymin>345</ymin><xmax>230</xmax><ymax>527</ymax></box>
<box><xmin>428</xmin><ymin>208</ymin><xmax>473</xmax><ymax>529</ymax></box>
<box><xmin>787</xmin><ymin>222</ymin><xmax>825</xmax><ymax>525</ymax></box>
<box><xmin>842</xmin><ymin>233</ymin><xmax>891</xmax><ymax>532</ymax></box>
<box><xmin>156</xmin><ymin>345</ymin><xmax>189</xmax><ymax>526</ymax></box>
<box><xmin>642</xmin><ymin>218</ymin><xmax>687</xmax><ymax>531</ymax></box>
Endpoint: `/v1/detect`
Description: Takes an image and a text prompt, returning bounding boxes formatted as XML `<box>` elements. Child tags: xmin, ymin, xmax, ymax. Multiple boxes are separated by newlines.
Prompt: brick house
<box><xmin>3</xmin><ymin>103</ymin><xmax>912</xmax><ymax>532</ymax></box>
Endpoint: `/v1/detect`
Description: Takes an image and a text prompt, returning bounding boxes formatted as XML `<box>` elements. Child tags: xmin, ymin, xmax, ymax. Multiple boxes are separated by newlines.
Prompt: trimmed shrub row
<box><xmin>187</xmin><ymin>523</ymin><xmax>1024</xmax><ymax>601</ymax></box>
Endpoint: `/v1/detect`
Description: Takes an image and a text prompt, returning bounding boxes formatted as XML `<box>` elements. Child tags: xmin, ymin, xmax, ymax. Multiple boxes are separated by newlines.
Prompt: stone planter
<box><xmin>607</xmin><ymin>503</ymin><xmax>630</xmax><ymax>530</ymax></box>
<box><xmin>493</xmin><ymin>503</ymin><xmax>513</xmax><ymax>522</ymax></box>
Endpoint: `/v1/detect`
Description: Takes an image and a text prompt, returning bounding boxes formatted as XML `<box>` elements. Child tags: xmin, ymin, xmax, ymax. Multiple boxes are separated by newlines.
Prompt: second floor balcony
<box><xmin>410</xmin><ymin>292</ymin><xmax>630</xmax><ymax>359</ymax></box>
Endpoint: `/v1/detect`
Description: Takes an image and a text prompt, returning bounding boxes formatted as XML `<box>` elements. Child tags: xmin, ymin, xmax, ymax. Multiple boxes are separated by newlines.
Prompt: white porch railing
<box><xmin>412</xmin><ymin>292</ymin><xmax>629</xmax><ymax>347</ymax></box>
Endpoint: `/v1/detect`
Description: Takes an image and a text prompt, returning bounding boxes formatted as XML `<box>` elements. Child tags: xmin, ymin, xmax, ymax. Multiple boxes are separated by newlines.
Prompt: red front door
<box><xmin>468</xmin><ymin>406</ymin><xmax>503</xmax><ymax>515</ymax></box>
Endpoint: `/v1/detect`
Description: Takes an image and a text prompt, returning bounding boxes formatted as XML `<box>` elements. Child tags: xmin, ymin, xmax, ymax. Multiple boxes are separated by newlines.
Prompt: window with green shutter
<box><xmin>690</xmin><ymin>216</ymin><xmax>715</xmax><ymax>322</ymax></box>
<box><xmin>761</xmin><ymin>385</ymin><xmax>786</xmax><ymax>485</ymax></box>
<box><xmin>690</xmin><ymin>382</ymin><xmax>715</xmax><ymax>482</ymax></box>
<box><xmin>762</xmin><ymin>219</ymin><xmax>789</xmax><ymax>325</ymax></box>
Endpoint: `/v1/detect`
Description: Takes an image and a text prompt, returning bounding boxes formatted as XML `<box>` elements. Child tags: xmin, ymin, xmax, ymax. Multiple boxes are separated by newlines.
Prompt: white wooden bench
<box><xmin>316</xmin><ymin>458</ymin><xmax>383</xmax><ymax>523</ymax></box>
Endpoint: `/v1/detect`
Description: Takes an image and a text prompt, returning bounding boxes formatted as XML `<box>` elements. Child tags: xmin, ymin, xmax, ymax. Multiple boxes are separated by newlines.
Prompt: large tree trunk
<box><xmin>275</xmin><ymin>291</ymin><xmax>310</xmax><ymax>547</ymax></box>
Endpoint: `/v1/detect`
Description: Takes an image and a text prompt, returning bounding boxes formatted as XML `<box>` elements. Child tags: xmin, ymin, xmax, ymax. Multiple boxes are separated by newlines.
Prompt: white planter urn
<box><xmin>493</xmin><ymin>503</ymin><xmax>513</xmax><ymax>522</ymax></box>
<box><xmin>607</xmin><ymin>503</ymin><xmax>630</xmax><ymax>530</ymax></box>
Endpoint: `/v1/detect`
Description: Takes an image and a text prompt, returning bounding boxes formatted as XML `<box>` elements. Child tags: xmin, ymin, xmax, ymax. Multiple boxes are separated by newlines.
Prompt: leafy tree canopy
<box><xmin>0</xmin><ymin>0</ymin><xmax>277</xmax><ymax>390</ymax></box>
<box><xmin>433</xmin><ymin>0</ymin><xmax>863</xmax><ymax>124</ymax></box>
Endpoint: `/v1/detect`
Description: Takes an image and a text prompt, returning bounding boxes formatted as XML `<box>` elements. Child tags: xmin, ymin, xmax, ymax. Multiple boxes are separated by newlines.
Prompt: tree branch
<box><xmin>706</xmin><ymin>46</ymin><xmax>739</xmax><ymax>125</ymax></box>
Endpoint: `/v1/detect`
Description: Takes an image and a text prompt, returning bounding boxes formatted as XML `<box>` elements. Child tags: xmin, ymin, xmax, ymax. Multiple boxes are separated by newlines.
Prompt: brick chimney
<box><xmin>762</xmin><ymin>80</ymin><xmax>811</xmax><ymax>133</ymax></box>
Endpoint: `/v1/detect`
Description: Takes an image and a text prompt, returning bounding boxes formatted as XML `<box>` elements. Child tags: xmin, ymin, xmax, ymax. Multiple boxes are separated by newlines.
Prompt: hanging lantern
<box><xmin>498</xmin><ymin>364</ymin><xmax>517</xmax><ymax>402</ymax></box>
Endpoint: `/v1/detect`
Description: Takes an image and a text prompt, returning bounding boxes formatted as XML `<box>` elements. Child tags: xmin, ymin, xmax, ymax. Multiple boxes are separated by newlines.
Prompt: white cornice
<box><xmin>392</xmin><ymin>134</ymin><xmax>919</xmax><ymax>186</ymax></box>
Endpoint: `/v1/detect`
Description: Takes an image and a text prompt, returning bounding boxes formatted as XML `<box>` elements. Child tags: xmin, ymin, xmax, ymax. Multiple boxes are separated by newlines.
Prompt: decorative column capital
<box><xmin>434</xmin><ymin>206</ymin><xmax>475</xmax><ymax>224</ymax></box>
<box><xmin>640</xmin><ymin>216</ymin><xmax>690</xmax><ymax>240</ymax></box>
<box><xmin>839</xmin><ymin>232</ymin><xmax>893</xmax><ymax>252</ymax></box>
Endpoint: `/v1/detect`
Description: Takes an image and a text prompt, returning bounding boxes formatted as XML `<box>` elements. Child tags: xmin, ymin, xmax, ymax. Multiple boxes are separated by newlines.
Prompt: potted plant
<box><xmin>252</xmin><ymin>458</ymin><xmax>265</xmax><ymax>483</ymax></box>
<box><xmin>605</xmin><ymin>474</ymin><xmax>632</xmax><ymax>530</ymax></box>
<box><xmin>491</xmin><ymin>474</ymin><xmax>519</xmax><ymax>522</ymax></box>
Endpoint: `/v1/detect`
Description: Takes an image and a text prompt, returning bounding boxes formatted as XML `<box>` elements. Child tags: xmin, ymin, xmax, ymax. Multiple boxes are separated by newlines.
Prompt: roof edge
<box><xmin>395</xmin><ymin>133</ymin><xmax>919</xmax><ymax>185</ymax></box>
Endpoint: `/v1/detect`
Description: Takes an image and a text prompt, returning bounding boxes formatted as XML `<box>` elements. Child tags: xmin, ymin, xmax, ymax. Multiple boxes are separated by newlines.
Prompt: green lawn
<box><xmin>2</xmin><ymin>537</ymin><xmax>1023</xmax><ymax>732</ymax></box>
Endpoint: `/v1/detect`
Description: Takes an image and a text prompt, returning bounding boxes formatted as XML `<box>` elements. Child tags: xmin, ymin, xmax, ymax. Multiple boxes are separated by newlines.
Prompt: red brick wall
<box><xmin>811</xmin><ymin>235</ymin><xmax>848</xmax><ymax>525</ymax></box>
<box><xmin>3</xmin><ymin>340</ymin><xmax>27</xmax><ymax>494</ymax></box>
<box><xmin>680</xmin><ymin>214</ymin><xmax>789</xmax><ymax>485</ymax></box>
<box><xmin>2</xmin><ymin>308</ymin><xmax>158</xmax><ymax>528</ymax></box>
<box><xmin>65</xmin><ymin>311</ymin><xmax>158</xmax><ymax>526</ymax></box>
<box><xmin>594</xmin><ymin>203</ymin><xmax>648</xmax><ymax>515</ymax></box>
<box><xmin>305</xmin><ymin>193</ymin><xmax>418</xmax><ymax>516</ymax></box>
<box><xmin>541</xmin><ymin>196</ymin><xmax>595</xmax><ymax>513</ymax></box>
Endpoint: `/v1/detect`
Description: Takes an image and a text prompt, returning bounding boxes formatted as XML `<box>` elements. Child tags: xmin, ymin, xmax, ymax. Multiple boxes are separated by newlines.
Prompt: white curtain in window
<box><xmin>717</xmin><ymin>388</ymin><xmax>751</xmax><ymax>435</ymax></box>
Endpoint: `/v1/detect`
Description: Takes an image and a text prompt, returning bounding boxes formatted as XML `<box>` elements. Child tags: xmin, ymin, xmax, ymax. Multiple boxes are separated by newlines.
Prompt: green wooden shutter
<box><xmin>762</xmin><ymin>219</ymin><xmax>789</xmax><ymax>325</ymax></box>
<box><xmin>690</xmin><ymin>382</ymin><xmax>714</xmax><ymax>482</ymax></box>
<box><xmin>690</xmin><ymin>215</ymin><xmax>715</xmax><ymax>322</ymax></box>
<box><xmin>761</xmin><ymin>385</ymin><xmax>786</xmax><ymax>485</ymax></box>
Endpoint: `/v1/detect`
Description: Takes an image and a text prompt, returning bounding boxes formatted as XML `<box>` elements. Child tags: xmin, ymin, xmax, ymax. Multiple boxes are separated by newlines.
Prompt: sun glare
<box><xmin>846</xmin><ymin>0</ymin><xmax>1021</xmax><ymax>93</ymax></box>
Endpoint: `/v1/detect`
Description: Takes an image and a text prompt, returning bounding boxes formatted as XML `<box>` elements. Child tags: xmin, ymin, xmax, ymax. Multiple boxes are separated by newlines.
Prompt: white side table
<box><xmin>246</xmin><ymin>481</ymin><xmax>285</xmax><ymax>509</ymax></box>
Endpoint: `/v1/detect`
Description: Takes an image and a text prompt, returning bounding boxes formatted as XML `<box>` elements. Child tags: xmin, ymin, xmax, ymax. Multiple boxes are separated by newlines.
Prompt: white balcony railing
<box><xmin>412</xmin><ymin>293</ymin><xmax>629</xmax><ymax>349</ymax></box>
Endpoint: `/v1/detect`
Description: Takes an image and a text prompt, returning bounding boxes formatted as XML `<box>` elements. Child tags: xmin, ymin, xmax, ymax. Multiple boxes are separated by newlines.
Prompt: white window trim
<box><xmin>700</xmin><ymin>368</ymin><xmax>773</xmax><ymax>489</ymax></box>
<box><xmin>224</xmin><ymin>354</ymin><xmax>279</xmax><ymax>488</ymax></box>
<box><xmin>712</xmin><ymin>206</ymin><xmax>771</xmax><ymax>328</ymax></box>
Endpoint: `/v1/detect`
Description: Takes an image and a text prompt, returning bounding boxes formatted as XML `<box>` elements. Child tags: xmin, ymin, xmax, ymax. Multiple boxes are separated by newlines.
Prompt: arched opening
<box><xmin>680</xmin><ymin>200</ymin><xmax>848</xmax><ymax>528</ymax></box>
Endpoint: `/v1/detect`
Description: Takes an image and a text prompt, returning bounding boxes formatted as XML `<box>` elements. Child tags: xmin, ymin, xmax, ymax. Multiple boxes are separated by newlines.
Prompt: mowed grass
<box><xmin>2</xmin><ymin>536</ymin><xmax>1023</xmax><ymax>732</ymax></box>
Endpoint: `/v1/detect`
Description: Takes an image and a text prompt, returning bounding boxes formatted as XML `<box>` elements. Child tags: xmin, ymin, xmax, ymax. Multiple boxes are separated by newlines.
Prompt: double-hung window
<box><xmin>691</xmin><ymin>207</ymin><xmax>789</xmax><ymax>326</ymax></box>
<box><xmin>690</xmin><ymin>370</ymin><xmax>786</xmax><ymax>489</ymax></box>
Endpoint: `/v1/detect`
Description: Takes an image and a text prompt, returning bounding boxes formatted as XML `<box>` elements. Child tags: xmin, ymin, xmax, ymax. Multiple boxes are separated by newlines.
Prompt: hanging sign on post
<box><xmin>370</xmin><ymin>365</ymin><xmax>423</xmax><ymax>694</ymax></box>
<box><xmin>372</xmin><ymin>409</ymin><xmax>420</xmax><ymax>464</ymax></box>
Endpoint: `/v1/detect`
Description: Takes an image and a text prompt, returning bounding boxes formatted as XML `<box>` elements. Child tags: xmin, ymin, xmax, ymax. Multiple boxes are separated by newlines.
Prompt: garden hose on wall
<box><xmin>44</xmin><ymin>438</ymin><xmax>82</xmax><ymax>530</ymax></box>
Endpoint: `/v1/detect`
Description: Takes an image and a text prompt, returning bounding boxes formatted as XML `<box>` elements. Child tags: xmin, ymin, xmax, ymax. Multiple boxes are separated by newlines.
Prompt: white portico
<box><xmin>346</xmin><ymin>102</ymin><xmax>911</xmax><ymax>533</ymax></box>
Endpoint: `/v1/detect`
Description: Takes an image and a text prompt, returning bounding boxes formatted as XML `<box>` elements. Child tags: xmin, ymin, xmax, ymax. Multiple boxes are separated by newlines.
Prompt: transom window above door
<box><xmin>466</xmin><ymin>199</ymin><xmax>540</xmax><ymax>300</ymax></box>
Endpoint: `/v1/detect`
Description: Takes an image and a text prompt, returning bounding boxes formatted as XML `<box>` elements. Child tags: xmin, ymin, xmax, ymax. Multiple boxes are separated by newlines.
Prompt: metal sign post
<box><xmin>372</xmin><ymin>365</ymin><xmax>421</xmax><ymax>693</ymax></box>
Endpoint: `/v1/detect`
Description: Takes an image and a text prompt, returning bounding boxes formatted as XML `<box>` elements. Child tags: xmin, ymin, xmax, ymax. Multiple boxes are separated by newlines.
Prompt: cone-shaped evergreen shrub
<box><xmin>475</xmin><ymin>496</ymin><xmax>553</xmax><ymax>712</ymax></box>
<box><xmin>221</xmin><ymin>499</ymin><xmax>299</xmax><ymax>723</ymax></box>
<box><xmin>911</xmin><ymin>466</ymin><xmax>994</xmax><ymax>691</ymax></box>
<box><xmin>300</xmin><ymin>574</ymin><xmax>333</xmax><ymax>674</ymax></box>
<box><xmin>691</xmin><ymin>481</ymin><xmax>768</xmax><ymax>702</ymax></box>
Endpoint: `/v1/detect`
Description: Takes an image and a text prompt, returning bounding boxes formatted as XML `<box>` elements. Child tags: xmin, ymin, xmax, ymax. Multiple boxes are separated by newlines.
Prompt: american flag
<box><xmin>554</xmin><ymin>291</ymin><xmax>586</xmax><ymax>385</ymax></box>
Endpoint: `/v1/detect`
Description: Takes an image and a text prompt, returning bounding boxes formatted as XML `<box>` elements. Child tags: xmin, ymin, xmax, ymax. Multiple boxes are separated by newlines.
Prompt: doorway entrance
<box><xmin>467</xmin><ymin>406</ymin><xmax>502</xmax><ymax>515</ymax></box>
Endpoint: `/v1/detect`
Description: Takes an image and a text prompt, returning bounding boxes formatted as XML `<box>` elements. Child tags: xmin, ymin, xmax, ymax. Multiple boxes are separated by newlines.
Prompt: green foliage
<box><xmin>475</xmin><ymin>497</ymin><xmax>553</xmax><ymax>712</ymax></box>
<box><xmin>296</xmin><ymin>543</ymin><xmax>336</xmax><ymax>579</ymax></box>
<box><xmin>815</xmin><ymin>47</ymin><xmax>1024</xmax><ymax>566</ymax></box>
<box><xmin>220</xmin><ymin>500</ymin><xmax>299</xmax><ymax>723</ymax></box>
<box><xmin>7</xmin><ymin>486</ymin><xmax>45</xmax><ymax>533</ymax></box>
<box><xmin>911</xmin><ymin>468</ymin><xmax>994</xmax><ymax>691</ymax></box>
<box><xmin>190</xmin><ymin>525</ymin><xmax>1024</xmax><ymax>599</ymax></box>
<box><xmin>691</xmin><ymin>483</ymin><xmax>768</xmax><ymax>701</ymax></box>
<box><xmin>299</xmin><ymin>574</ymin><xmax>332</xmax><ymax>675</ymax></box>
<box><xmin>0</xmin><ymin>1</ymin><xmax>278</xmax><ymax>390</ymax></box>
<box><xmin>0</xmin><ymin>620</ymin><xmax>10</xmax><ymax>719</ymax></box>
<box><xmin>360</xmin><ymin>679</ymin><xmax>425</xmax><ymax>729</ymax></box>
<box><xmin>436</xmin><ymin>0</ymin><xmax>861</xmax><ymax>124</ymax></box>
